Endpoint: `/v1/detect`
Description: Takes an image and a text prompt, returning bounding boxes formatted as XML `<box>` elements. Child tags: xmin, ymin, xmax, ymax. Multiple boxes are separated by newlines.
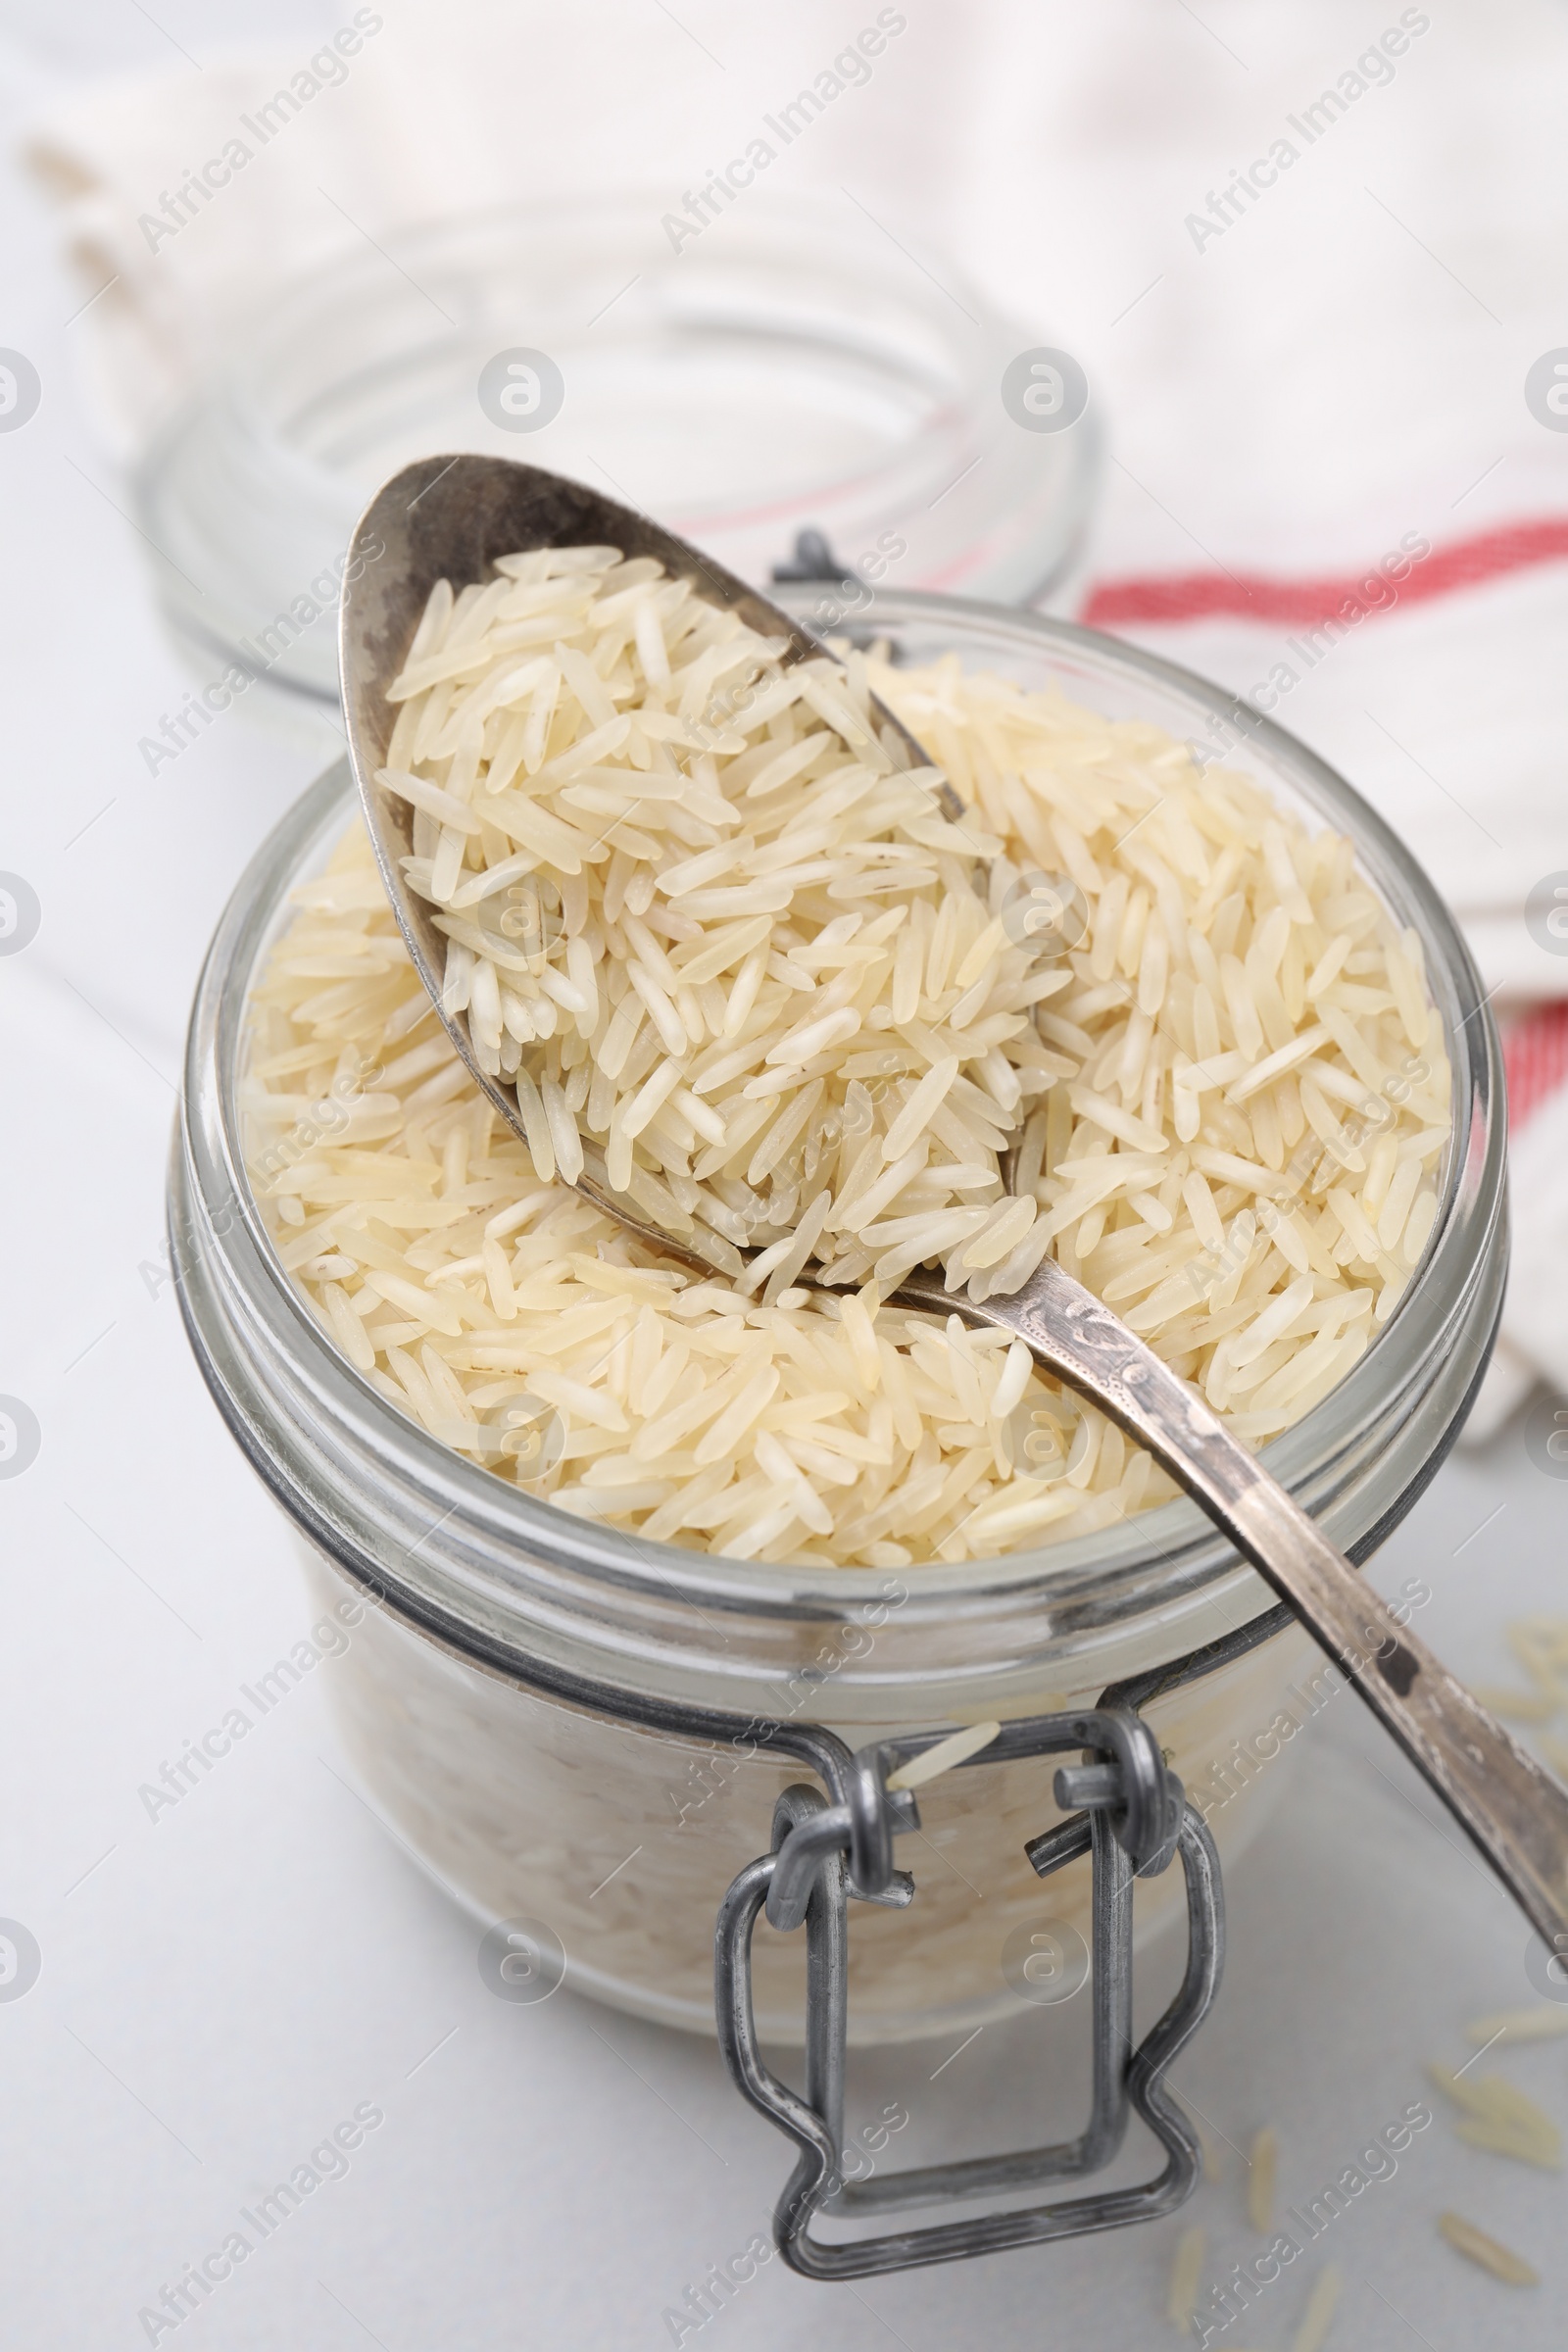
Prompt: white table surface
<box><xmin>4</xmin><ymin>15</ymin><xmax>1568</xmax><ymax>2350</ymax></box>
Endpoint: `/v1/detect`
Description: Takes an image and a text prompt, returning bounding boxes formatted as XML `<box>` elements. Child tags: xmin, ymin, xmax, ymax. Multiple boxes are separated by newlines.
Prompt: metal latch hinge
<box><xmin>713</xmin><ymin>1705</ymin><xmax>1224</xmax><ymax>2279</ymax></box>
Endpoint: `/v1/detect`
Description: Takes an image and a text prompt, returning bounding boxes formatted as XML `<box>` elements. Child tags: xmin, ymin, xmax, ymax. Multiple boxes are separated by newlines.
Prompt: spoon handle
<box><xmin>919</xmin><ymin>1258</ymin><xmax>1568</xmax><ymax>1949</ymax></box>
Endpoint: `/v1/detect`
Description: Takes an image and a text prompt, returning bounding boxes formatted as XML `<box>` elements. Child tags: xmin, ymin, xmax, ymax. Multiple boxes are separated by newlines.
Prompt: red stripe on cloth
<box><xmin>1502</xmin><ymin>1002</ymin><xmax>1568</xmax><ymax>1130</ymax></box>
<box><xmin>1081</xmin><ymin>515</ymin><xmax>1568</xmax><ymax>630</ymax></box>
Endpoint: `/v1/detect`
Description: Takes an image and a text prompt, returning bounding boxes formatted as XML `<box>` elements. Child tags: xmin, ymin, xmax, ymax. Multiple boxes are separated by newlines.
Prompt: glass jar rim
<box><xmin>221</xmin><ymin>188</ymin><xmax>1011</xmax><ymax>485</ymax></box>
<box><xmin>173</xmin><ymin>589</ymin><xmax>1505</xmax><ymax>1720</ymax></box>
<box><xmin>136</xmin><ymin>194</ymin><xmax>1101</xmax><ymax>705</ymax></box>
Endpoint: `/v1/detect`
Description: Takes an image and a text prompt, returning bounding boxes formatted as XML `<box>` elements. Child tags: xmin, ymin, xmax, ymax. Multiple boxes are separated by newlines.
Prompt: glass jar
<box><xmin>135</xmin><ymin>194</ymin><xmax>1098</xmax><ymax>704</ymax></box>
<box><xmin>172</xmin><ymin>592</ymin><xmax>1504</xmax><ymax>2044</ymax></box>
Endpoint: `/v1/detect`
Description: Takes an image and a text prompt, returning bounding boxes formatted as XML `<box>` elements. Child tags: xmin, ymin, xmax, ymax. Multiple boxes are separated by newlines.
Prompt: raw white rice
<box><xmin>1166</xmin><ymin>2225</ymin><xmax>1205</xmax><ymax>2329</ymax></box>
<box><xmin>1463</xmin><ymin>2006</ymin><xmax>1568</xmax><ymax>2046</ymax></box>
<box><xmin>1508</xmin><ymin>1615</ymin><xmax>1568</xmax><ymax>1702</ymax></box>
<box><xmin>1469</xmin><ymin>1683</ymin><xmax>1557</xmax><ymax>1724</ymax></box>
<box><xmin>241</xmin><ymin>565</ymin><xmax>1451</xmax><ymax>1568</ymax></box>
<box><xmin>1427</xmin><ymin>2064</ymin><xmax>1562</xmax><ymax>2169</ymax></box>
<box><xmin>377</xmin><ymin>547</ymin><xmax>1066</xmax><ymax>1304</ymax></box>
<box><xmin>1291</xmin><ymin>2265</ymin><xmax>1342</xmax><ymax>2352</ymax></box>
<box><xmin>1247</xmin><ymin>2123</ymin><xmax>1278</xmax><ymax>2231</ymax></box>
<box><xmin>1437</xmin><ymin>2210</ymin><xmax>1539</xmax><ymax>2286</ymax></box>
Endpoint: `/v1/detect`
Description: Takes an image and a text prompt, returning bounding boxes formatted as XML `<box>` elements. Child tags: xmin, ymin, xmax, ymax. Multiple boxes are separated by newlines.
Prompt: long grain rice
<box><xmin>241</xmin><ymin>556</ymin><xmax>1452</xmax><ymax>1566</ymax></box>
<box><xmin>1247</xmin><ymin>2123</ymin><xmax>1278</xmax><ymax>2230</ymax></box>
<box><xmin>1437</xmin><ymin>2210</ymin><xmax>1539</xmax><ymax>2285</ymax></box>
<box><xmin>1290</xmin><ymin>2265</ymin><xmax>1341</xmax><ymax>2352</ymax></box>
<box><xmin>1463</xmin><ymin>2005</ymin><xmax>1568</xmax><ymax>2046</ymax></box>
<box><xmin>1166</xmin><ymin>2225</ymin><xmax>1205</xmax><ymax>2331</ymax></box>
<box><xmin>1427</xmin><ymin>2064</ymin><xmax>1563</xmax><ymax>2168</ymax></box>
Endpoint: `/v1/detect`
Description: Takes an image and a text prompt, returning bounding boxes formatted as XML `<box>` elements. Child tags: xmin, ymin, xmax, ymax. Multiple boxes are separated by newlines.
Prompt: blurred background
<box><xmin>3</xmin><ymin>3</ymin><xmax>1568</xmax><ymax>2345</ymax></box>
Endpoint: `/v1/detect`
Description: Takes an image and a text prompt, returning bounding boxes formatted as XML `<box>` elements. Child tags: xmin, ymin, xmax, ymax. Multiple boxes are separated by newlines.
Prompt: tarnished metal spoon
<box><xmin>340</xmin><ymin>452</ymin><xmax>1568</xmax><ymax>1950</ymax></box>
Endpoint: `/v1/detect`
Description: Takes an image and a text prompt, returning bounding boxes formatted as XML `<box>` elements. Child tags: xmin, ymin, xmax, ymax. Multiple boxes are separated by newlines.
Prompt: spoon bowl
<box><xmin>341</xmin><ymin>450</ymin><xmax>954</xmax><ymax>1215</ymax></box>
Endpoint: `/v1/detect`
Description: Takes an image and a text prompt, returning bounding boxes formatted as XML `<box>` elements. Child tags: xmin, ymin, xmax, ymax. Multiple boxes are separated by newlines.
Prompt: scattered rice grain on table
<box><xmin>242</xmin><ymin>551</ymin><xmax>1452</xmax><ymax>1567</ymax></box>
<box><xmin>1469</xmin><ymin>1682</ymin><xmax>1557</xmax><ymax>1724</ymax></box>
<box><xmin>1166</xmin><ymin>2225</ymin><xmax>1205</xmax><ymax>2330</ymax></box>
<box><xmin>1290</xmin><ymin>2265</ymin><xmax>1341</xmax><ymax>2352</ymax></box>
<box><xmin>1437</xmin><ymin>2210</ymin><xmax>1539</xmax><ymax>2286</ymax></box>
<box><xmin>1508</xmin><ymin>1616</ymin><xmax>1568</xmax><ymax>1705</ymax></box>
<box><xmin>1464</xmin><ymin>2004</ymin><xmax>1568</xmax><ymax>2046</ymax></box>
<box><xmin>1427</xmin><ymin>2064</ymin><xmax>1563</xmax><ymax>2169</ymax></box>
<box><xmin>1247</xmin><ymin>2123</ymin><xmax>1278</xmax><ymax>2232</ymax></box>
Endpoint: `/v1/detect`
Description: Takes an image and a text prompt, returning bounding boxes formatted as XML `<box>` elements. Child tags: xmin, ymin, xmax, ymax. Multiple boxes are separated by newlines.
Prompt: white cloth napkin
<box><xmin>24</xmin><ymin>0</ymin><xmax>1568</xmax><ymax>1430</ymax></box>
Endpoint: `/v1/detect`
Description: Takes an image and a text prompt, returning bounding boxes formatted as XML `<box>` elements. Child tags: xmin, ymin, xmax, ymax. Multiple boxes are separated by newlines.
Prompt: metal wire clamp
<box><xmin>713</xmin><ymin>1704</ymin><xmax>1224</xmax><ymax>2278</ymax></box>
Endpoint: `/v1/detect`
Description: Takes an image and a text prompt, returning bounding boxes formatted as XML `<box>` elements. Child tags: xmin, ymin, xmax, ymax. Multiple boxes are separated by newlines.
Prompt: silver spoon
<box><xmin>341</xmin><ymin>452</ymin><xmax>1568</xmax><ymax>1951</ymax></box>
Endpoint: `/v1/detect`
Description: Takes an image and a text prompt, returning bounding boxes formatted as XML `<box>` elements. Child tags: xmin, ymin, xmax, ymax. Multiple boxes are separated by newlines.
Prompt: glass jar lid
<box><xmin>136</xmin><ymin>194</ymin><xmax>1099</xmax><ymax>702</ymax></box>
